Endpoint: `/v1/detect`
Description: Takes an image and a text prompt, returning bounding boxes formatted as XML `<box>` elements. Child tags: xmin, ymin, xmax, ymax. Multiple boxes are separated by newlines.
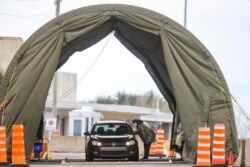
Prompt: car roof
<box><xmin>95</xmin><ymin>120</ymin><xmax>128</xmax><ymax>124</ymax></box>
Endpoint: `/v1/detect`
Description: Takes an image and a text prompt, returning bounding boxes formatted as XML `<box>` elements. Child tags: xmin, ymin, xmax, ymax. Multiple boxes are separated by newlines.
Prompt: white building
<box><xmin>68</xmin><ymin>106</ymin><xmax>102</xmax><ymax>136</ymax></box>
<box><xmin>45</xmin><ymin>101</ymin><xmax>173</xmax><ymax>141</ymax></box>
<box><xmin>0</xmin><ymin>37</ymin><xmax>23</xmax><ymax>78</ymax></box>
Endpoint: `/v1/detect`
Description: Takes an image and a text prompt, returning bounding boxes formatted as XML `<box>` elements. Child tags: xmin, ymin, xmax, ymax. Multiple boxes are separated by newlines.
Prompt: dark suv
<box><xmin>84</xmin><ymin>120</ymin><xmax>139</xmax><ymax>161</ymax></box>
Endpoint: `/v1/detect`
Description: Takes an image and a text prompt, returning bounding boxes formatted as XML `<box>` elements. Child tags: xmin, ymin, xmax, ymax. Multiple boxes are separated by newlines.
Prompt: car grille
<box><xmin>100</xmin><ymin>147</ymin><xmax>127</xmax><ymax>151</ymax></box>
<box><xmin>100</xmin><ymin>151</ymin><xmax>128</xmax><ymax>157</ymax></box>
<box><xmin>99</xmin><ymin>138</ymin><xmax>127</xmax><ymax>147</ymax></box>
<box><xmin>100</xmin><ymin>147</ymin><xmax>128</xmax><ymax>157</ymax></box>
<box><xmin>98</xmin><ymin>138</ymin><xmax>130</xmax><ymax>157</ymax></box>
<box><xmin>102</xmin><ymin>142</ymin><xmax>123</xmax><ymax>147</ymax></box>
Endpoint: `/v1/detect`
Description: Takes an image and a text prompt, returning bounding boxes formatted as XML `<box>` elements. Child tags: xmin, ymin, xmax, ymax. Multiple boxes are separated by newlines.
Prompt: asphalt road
<box><xmin>29</xmin><ymin>160</ymin><xmax>193</xmax><ymax>167</ymax></box>
<box><xmin>27</xmin><ymin>153</ymin><xmax>233</xmax><ymax>167</ymax></box>
<box><xmin>28</xmin><ymin>153</ymin><xmax>192</xmax><ymax>167</ymax></box>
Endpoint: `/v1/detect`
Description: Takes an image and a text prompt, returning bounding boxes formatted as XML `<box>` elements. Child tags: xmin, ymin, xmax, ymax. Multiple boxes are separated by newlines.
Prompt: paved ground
<box><xmin>29</xmin><ymin>152</ymin><xmax>192</xmax><ymax>167</ymax></box>
<box><xmin>30</xmin><ymin>160</ymin><xmax>193</xmax><ymax>167</ymax></box>
<box><xmin>51</xmin><ymin>152</ymin><xmax>85</xmax><ymax>159</ymax></box>
<box><xmin>28</xmin><ymin>152</ymin><xmax>233</xmax><ymax>167</ymax></box>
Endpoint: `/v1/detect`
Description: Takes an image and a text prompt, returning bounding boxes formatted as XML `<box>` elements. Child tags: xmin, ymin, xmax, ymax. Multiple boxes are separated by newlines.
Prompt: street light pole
<box><xmin>55</xmin><ymin>0</ymin><xmax>61</xmax><ymax>16</ymax></box>
<box><xmin>184</xmin><ymin>0</ymin><xmax>187</xmax><ymax>27</ymax></box>
<box><xmin>171</xmin><ymin>0</ymin><xmax>188</xmax><ymax>151</ymax></box>
<box><xmin>52</xmin><ymin>0</ymin><xmax>61</xmax><ymax>119</ymax></box>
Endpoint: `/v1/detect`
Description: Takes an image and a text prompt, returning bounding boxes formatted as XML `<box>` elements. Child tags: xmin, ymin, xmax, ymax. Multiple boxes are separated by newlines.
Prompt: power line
<box><xmin>46</xmin><ymin>32</ymin><xmax>114</xmax><ymax>106</ymax></box>
<box><xmin>14</xmin><ymin>0</ymin><xmax>40</xmax><ymax>1</ymax></box>
<box><xmin>0</xmin><ymin>12</ymin><xmax>52</xmax><ymax>17</ymax></box>
<box><xmin>0</xmin><ymin>26</ymin><xmax>29</xmax><ymax>31</ymax></box>
<box><xmin>231</xmin><ymin>94</ymin><xmax>250</xmax><ymax>139</ymax></box>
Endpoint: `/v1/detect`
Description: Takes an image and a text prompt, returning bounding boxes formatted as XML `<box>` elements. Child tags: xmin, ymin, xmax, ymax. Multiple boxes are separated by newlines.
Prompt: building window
<box><xmin>73</xmin><ymin>120</ymin><xmax>82</xmax><ymax>136</ymax></box>
<box><xmin>91</xmin><ymin>117</ymin><xmax>94</xmax><ymax>127</ymax></box>
<box><xmin>59</xmin><ymin>118</ymin><xmax>65</xmax><ymax>136</ymax></box>
<box><xmin>85</xmin><ymin>117</ymin><xmax>89</xmax><ymax>132</ymax></box>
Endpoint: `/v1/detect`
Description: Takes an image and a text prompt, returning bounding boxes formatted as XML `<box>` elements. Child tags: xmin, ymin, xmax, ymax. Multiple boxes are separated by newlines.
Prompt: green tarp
<box><xmin>0</xmin><ymin>4</ymin><xmax>238</xmax><ymax>162</ymax></box>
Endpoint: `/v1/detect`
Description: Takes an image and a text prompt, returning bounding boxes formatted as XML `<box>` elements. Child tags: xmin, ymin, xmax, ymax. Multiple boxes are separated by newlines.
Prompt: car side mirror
<box><xmin>84</xmin><ymin>132</ymin><xmax>90</xmax><ymax>136</ymax></box>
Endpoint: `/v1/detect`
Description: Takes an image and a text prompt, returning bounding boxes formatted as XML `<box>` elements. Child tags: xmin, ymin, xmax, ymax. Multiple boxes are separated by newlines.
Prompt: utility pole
<box><xmin>55</xmin><ymin>0</ymin><xmax>61</xmax><ymax>16</ymax></box>
<box><xmin>52</xmin><ymin>0</ymin><xmax>61</xmax><ymax>119</ymax></box>
<box><xmin>184</xmin><ymin>0</ymin><xmax>187</xmax><ymax>27</ymax></box>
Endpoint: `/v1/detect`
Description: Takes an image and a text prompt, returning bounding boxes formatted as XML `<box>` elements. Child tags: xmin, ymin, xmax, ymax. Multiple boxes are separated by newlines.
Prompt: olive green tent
<box><xmin>0</xmin><ymin>4</ymin><xmax>238</xmax><ymax>162</ymax></box>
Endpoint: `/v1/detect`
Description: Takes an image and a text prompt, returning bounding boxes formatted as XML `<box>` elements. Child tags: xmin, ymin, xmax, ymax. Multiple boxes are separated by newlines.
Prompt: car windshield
<box><xmin>92</xmin><ymin>123</ymin><xmax>132</xmax><ymax>135</ymax></box>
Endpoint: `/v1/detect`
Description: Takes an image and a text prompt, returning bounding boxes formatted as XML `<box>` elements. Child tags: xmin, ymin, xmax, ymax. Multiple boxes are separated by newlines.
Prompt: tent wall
<box><xmin>0</xmin><ymin>4</ymin><xmax>238</xmax><ymax>162</ymax></box>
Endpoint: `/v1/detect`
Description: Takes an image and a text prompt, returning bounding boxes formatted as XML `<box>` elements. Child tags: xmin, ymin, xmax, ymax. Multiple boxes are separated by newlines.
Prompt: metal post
<box><xmin>55</xmin><ymin>0</ymin><xmax>61</xmax><ymax>17</ymax></box>
<box><xmin>52</xmin><ymin>76</ymin><xmax>57</xmax><ymax>118</ymax></box>
<box><xmin>52</xmin><ymin>0</ymin><xmax>61</xmax><ymax>119</ymax></box>
<box><xmin>184</xmin><ymin>0</ymin><xmax>187</xmax><ymax>27</ymax></box>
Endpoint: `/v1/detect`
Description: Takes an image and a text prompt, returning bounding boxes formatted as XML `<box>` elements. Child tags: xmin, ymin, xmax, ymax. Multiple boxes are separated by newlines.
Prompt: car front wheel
<box><xmin>86</xmin><ymin>151</ymin><xmax>94</xmax><ymax>161</ymax></box>
<box><xmin>128</xmin><ymin>152</ymin><xmax>139</xmax><ymax>161</ymax></box>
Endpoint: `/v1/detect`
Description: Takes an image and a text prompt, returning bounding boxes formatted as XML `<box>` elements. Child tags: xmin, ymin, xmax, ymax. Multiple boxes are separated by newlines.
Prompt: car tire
<box><xmin>128</xmin><ymin>152</ymin><xmax>139</xmax><ymax>161</ymax></box>
<box><xmin>86</xmin><ymin>151</ymin><xmax>94</xmax><ymax>161</ymax></box>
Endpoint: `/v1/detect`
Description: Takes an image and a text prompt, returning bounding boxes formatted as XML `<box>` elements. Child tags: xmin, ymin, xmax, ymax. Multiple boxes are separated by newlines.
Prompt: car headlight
<box><xmin>126</xmin><ymin>140</ymin><xmax>135</xmax><ymax>146</ymax></box>
<box><xmin>92</xmin><ymin>141</ymin><xmax>102</xmax><ymax>146</ymax></box>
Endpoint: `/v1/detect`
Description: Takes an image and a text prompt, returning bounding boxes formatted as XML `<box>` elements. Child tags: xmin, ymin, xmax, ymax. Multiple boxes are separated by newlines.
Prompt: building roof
<box><xmin>47</xmin><ymin>101</ymin><xmax>159</xmax><ymax>115</ymax></box>
<box><xmin>140</xmin><ymin>111</ymin><xmax>173</xmax><ymax>123</ymax></box>
<box><xmin>95</xmin><ymin>120</ymin><xmax>127</xmax><ymax>124</ymax></box>
<box><xmin>46</xmin><ymin>101</ymin><xmax>173</xmax><ymax>123</ymax></box>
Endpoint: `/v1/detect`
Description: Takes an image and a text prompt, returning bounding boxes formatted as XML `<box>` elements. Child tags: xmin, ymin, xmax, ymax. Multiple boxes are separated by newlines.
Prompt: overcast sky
<box><xmin>0</xmin><ymin>0</ymin><xmax>249</xmax><ymax>114</ymax></box>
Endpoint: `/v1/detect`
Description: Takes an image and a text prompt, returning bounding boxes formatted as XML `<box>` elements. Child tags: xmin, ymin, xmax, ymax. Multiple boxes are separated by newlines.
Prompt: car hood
<box><xmin>91</xmin><ymin>134</ymin><xmax>134</xmax><ymax>139</ymax></box>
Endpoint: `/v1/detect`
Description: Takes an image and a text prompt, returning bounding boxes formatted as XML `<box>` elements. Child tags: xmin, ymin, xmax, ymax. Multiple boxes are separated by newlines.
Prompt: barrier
<box><xmin>149</xmin><ymin>142</ymin><xmax>156</xmax><ymax>156</ymax></box>
<box><xmin>10</xmin><ymin>124</ymin><xmax>29</xmax><ymax>167</ymax></box>
<box><xmin>168</xmin><ymin>149</ymin><xmax>176</xmax><ymax>159</ymax></box>
<box><xmin>30</xmin><ymin>148</ymin><xmax>34</xmax><ymax>160</ymax></box>
<box><xmin>41</xmin><ymin>139</ymin><xmax>49</xmax><ymax>159</ymax></box>
<box><xmin>234</xmin><ymin>139</ymin><xmax>250</xmax><ymax>166</ymax></box>
<box><xmin>30</xmin><ymin>138</ymin><xmax>50</xmax><ymax>160</ymax></box>
<box><xmin>52</xmin><ymin>129</ymin><xmax>60</xmax><ymax>136</ymax></box>
<box><xmin>0</xmin><ymin>126</ymin><xmax>8</xmax><ymax>166</ymax></box>
<box><xmin>195</xmin><ymin>127</ymin><xmax>211</xmax><ymax>166</ymax></box>
<box><xmin>212</xmin><ymin>124</ymin><xmax>225</xmax><ymax>165</ymax></box>
<box><xmin>154</xmin><ymin>129</ymin><xmax>165</xmax><ymax>157</ymax></box>
<box><xmin>228</xmin><ymin>150</ymin><xmax>234</xmax><ymax>165</ymax></box>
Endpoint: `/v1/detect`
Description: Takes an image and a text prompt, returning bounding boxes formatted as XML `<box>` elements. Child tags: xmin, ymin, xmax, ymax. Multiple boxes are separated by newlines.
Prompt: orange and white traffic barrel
<box><xmin>212</xmin><ymin>123</ymin><xmax>225</xmax><ymax>165</ymax></box>
<box><xmin>154</xmin><ymin>129</ymin><xmax>165</xmax><ymax>157</ymax></box>
<box><xmin>149</xmin><ymin>142</ymin><xmax>156</xmax><ymax>156</ymax></box>
<box><xmin>52</xmin><ymin>129</ymin><xmax>60</xmax><ymax>136</ymax></box>
<box><xmin>11</xmin><ymin>124</ymin><xmax>29</xmax><ymax>167</ymax></box>
<box><xmin>196</xmin><ymin>127</ymin><xmax>211</xmax><ymax>166</ymax></box>
<box><xmin>0</xmin><ymin>126</ymin><xmax>8</xmax><ymax>166</ymax></box>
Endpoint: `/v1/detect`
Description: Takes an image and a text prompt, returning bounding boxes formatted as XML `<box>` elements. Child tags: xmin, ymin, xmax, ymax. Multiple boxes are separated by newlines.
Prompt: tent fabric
<box><xmin>0</xmin><ymin>4</ymin><xmax>238</xmax><ymax>162</ymax></box>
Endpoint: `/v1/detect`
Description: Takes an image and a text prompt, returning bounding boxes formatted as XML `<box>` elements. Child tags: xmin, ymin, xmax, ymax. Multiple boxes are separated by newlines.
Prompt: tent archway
<box><xmin>0</xmin><ymin>4</ymin><xmax>238</xmax><ymax>162</ymax></box>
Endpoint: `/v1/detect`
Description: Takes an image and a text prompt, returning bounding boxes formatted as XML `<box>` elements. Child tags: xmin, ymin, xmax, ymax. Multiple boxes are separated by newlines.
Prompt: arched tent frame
<box><xmin>0</xmin><ymin>4</ymin><xmax>238</xmax><ymax>162</ymax></box>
